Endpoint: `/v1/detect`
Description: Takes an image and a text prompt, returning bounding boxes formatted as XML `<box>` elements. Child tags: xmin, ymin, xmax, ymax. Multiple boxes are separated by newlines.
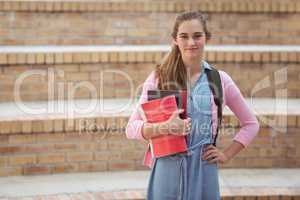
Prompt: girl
<box><xmin>126</xmin><ymin>11</ymin><xmax>259</xmax><ymax>200</ymax></box>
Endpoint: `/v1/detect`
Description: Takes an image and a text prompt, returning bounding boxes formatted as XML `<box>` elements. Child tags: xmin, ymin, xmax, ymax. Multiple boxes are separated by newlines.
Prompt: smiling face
<box><xmin>173</xmin><ymin>19</ymin><xmax>206</xmax><ymax>61</ymax></box>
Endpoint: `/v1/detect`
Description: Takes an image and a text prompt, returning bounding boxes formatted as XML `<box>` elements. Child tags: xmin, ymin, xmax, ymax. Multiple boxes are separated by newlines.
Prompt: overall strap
<box><xmin>204</xmin><ymin>67</ymin><xmax>223</xmax><ymax>146</ymax></box>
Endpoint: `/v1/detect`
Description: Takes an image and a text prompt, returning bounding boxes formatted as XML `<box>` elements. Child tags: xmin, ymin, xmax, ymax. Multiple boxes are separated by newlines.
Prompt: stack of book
<box><xmin>141</xmin><ymin>90</ymin><xmax>188</xmax><ymax>158</ymax></box>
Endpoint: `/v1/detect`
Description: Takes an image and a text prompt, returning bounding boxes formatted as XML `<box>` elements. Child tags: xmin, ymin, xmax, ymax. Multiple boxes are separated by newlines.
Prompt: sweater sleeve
<box><xmin>125</xmin><ymin>71</ymin><xmax>157</xmax><ymax>140</ymax></box>
<box><xmin>220</xmin><ymin>71</ymin><xmax>260</xmax><ymax>147</ymax></box>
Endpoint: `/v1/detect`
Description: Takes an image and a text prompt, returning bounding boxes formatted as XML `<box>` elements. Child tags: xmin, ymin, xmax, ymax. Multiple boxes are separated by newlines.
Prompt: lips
<box><xmin>185</xmin><ymin>48</ymin><xmax>198</xmax><ymax>51</ymax></box>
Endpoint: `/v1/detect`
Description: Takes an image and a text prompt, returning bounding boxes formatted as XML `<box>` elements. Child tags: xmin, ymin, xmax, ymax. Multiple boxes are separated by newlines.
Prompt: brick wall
<box><xmin>0</xmin><ymin>50</ymin><xmax>299</xmax><ymax>102</ymax></box>
<box><xmin>0</xmin><ymin>1</ymin><xmax>300</xmax><ymax>45</ymax></box>
<box><xmin>0</xmin><ymin>114</ymin><xmax>299</xmax><ymax>176</ymax></box>
<box><xmin>0</xmin><ymin>0</ymin><xmax>299</xmax><ymax>179</ymax></box>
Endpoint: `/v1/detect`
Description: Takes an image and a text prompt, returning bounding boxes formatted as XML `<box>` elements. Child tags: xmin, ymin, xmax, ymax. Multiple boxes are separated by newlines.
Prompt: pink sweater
<box><xmin>126</xmin><ymin>70</ymin><xmax>259</xmax><ymax>167</ymax></box>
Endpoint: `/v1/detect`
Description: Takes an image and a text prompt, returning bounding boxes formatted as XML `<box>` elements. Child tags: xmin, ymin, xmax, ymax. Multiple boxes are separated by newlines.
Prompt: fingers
<box><xmin>184</xmin><ymin>118</ymin><xmax>191</xmax><ymax>127</ymax></box>
<box><xmin>174</xmin><ymin>109</ymin><xmax>184</xmax><ymax>116</ymax></box>
<box><xmin>167</xmin><ymin>113</ymin><xmax>192</xmax><ymax>136</ymax></box>
<box><xmin>178</xmin><ymin>109</ymin><xmax>184</xmax><ymax>113</ymax></box>
<box><xmin>207</xmin><ymin>156</ymin><xmax>219</xmax><ymax>164</ymax></box>
<box><xmin>202</xmin><ymin>149</ymin><xmax>217</xmax><ymax>160</ymax></box>
<box><xmin>183</xmin><ymin>118</ymin><xmax>192</xmax><ymax>134</ymax></box>
<box><xmin>204</xmin><ymin>144</ymin><xmax>215</xmax><ymax>151</ymax></box>
<box><xmin>169</xmin><ymin>109</ymin><xmax>185</xmax><ymax>122</ymax></box>
<box><xmin>202</xmin><ymin>145</ymin><xmax>221</xmax><ymax>164</ymax></box>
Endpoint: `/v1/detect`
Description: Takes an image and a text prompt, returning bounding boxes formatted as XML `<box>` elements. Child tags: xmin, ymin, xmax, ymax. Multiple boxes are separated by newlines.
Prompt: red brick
<box><xmin>44</xmin><ymin>120</ymin><xmax>54</xmax><ymax>133</ymax></box>
<box><xmin>22</xmin><ymin>121</ymin><xmax>32</xmax><ymax>134</ymax></box>
<box><xmin>52</xmin><ymin>163</ymin><xmax>78</xmax><ymax>174</ymax></box>
<box><xmin>256</xmin><ymin>196</ymin><xmax>269</xmax><ymax>200</ymax></box>
<box><xmin>10</xmin><ymin>121</ymin><xmax>22</xmax><ymax>134</ymax></box>
<box><xmin>251</xmin><ymin>137</ymin><xmax>272</xmax><ymax>147</ymax></box>
<box><xmin>26</xmin><ymin>53</ymin><xmax>36</xmax><ymax>64</ymax></box>
<box><xmin>66</xmin><ymin>72</ymin><xmax>89</xmax><ymax>81</ymax></box>
<box><xmin>268</xmin><ymin>196</ymin><xmax>280</xmax><ymax>200</ymax></box>
<box><xmin>121</xmin><ymin>150</ymin><xmax>144</xmax><ymax>160</ymax></box>
<box><xmin>246</xmin><ymin>158</ymin><xmax>272</xmax><ymax>167</ymax></box>
<box><xmin>207</xmin><ymin>51</ymin><xmax>216</xmax><ymax>62</ymax></box>
<box><xmin>236</xmin><ymin>148</ymin><xmax>260</xmax><ymax>158</ymax></box>
<box><xmin>0</xmin><ymin>166</ymin><xmax>23</xmax><ymax>176</ymax></box>
<box><xmin>0</xmin><ymin>156</ymin><xmax>8</xmax><ymax>166</ymax></box>
<box><xmin>76</xmin><ymin>143</ymin><xmax>96</xmax><ymax>151</ymax></box>
<box><xmin>63</xmin><ymin>53</ymin><xmax>73</xmax><ymax>63</ymax></box>
<box><xmin>23</xmin><ymin>144</ymin><xmax>55</xmax><ymax>153</ymax></box>
<box><xmin>108</xmin><ymin>160</ymin><xmax>135</xmax><ymax>171</ymax></box>
<box><xmin>95</xmin><ymin>151</ymin><xmax>121</xmax><ymax>161</ymax></box>
<box><xmin>0</xmin><ymin>146</ymin><xmax>23</xmax><ymax>154</ymax></box>
<box><xmin>54</xmin><ymin>143</ymin><xmax>77</xmax><ymax>151</ymax></box>
<box><xmin>108</xmin><ymin>140</ymin><xmax>135</xmax><ymax>150</ymax></box>
<box><xmin>75</xmin><ymin>118</ymin><xmax>85</xmax><ymax>132</ymax></box>
<box><xmin>36</xmin><ymin>53</ymin><xmax>45</xmax><ymax>64</ymax></box>
<box><xmin>134</xmin><ymin>141</ymin><xmax>147</xmax><ymax>150</ymax></box>
<box><xmin>252</xmin><ymin>53</ymin><xmax>261</xmax><ymax>62</ymax></box>
<box><xmin>64</xmin><ymin>132</ymin><xmax>93</xmax><ymax>142</ymax></box>
<box><xmin>0</xmin><ymin>54</ymin><xmax>7</xmax><ymax>65</ymax></box>
<box><xmin>54</xmin><ymin>53</ymin><xmax>64</xmax><ymax>64</ymax></box>
<box><xmin>9</xmin><ymin>134</ymin><xmax>36</xmax><ymax>144</ymax></box>
<box><xmin>32</xmin><ymin>120</ymin><xmax>44</xmax><ymax>133</ymax></box>
<box><xmin>9</xmin><ymin>155</ymin><xmax>36</xmax><ymax>166</ymax></box>
<box><xmin>67</xmin><ymin>152</ymin><xmax>93</xmax><ymax>162</ymax></box>
<box><xmin>23</xmin><ymin>165</ymin><xmax>51</xmax><ymax>175</ymax></box>
<box><xmin>33</xmin><ymin>133</ymin><xmax>63</xmax><ymax>144</ymax></box>
<box><xmin>45</xmin><ymin>53</ymin><xmax>55</xmax><ymax>64</ymax></box>
<box><xmin>37</xmin><ymin>153</ymin><xmax>65</xmax><ymax>164</ymax></box>
<box><xmin>17</xmin><ymin>53</ymin><xmax>26</xmax><ymax>64</ymax></box>
<box><xmin>78</xmin><ymin>161</ymin><xmax>107</xmax><ymax>172</ymax></box>
<box><xmin>95</xmin><ymin>141</ymin><xmax>108</xmax><ymax>150</ymax></box>
<box><xmin>7</xmin><ymin>53</ymin><xmax>18</xmax><ymax>64</ymax></box>
<box><xmin>0</xmin><ymin>121</ymin><xmax>11</xmax><ymax>134</ymax></box>
<box><xmin>287</xmin><ymin>116</ymin><xmax>296</xmax><ymax>127</ymax></box>
<box><xmin>53</xmin><ymin>119</ymin><xmax>64</xmax><ymax>132</ymax></box>
<box><xmin>0</xmin><ymin>135</ymin><xmax>9</xmax><ymax>145</ymax></box>
<box><xmin>281</xmin><ymin>196</ymin><xmax>293</xmax><ymax>200</ymax></box>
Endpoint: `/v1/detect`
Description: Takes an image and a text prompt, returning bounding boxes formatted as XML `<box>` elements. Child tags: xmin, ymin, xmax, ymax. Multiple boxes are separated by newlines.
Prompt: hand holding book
<box><xmin>160</xmin><ymin>109</ymin><xmax>191</xmax><ymax>136</ymax></box>
<box><xmin>141</xmin><ymin>93</ymin><xmax>190</xmax><ymax>158</ymax></box>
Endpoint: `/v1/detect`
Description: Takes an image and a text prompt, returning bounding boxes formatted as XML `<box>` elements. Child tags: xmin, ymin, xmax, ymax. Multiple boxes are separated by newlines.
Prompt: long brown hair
<box><xmin>156</xmin><ymin>11</ymin><xmax>211</xmax><ymax>90</ymax></box>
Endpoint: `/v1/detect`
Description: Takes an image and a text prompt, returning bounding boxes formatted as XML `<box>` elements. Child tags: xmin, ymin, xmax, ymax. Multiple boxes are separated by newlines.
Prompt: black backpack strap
<box><xmin>205</xmin><ymin>67</ymin><xmax>223</xmax><ymax>147</ymax></box>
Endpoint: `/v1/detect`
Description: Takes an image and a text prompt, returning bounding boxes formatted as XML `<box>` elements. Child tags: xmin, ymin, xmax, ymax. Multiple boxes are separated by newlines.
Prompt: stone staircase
<box><xmin>0</xmin><ymin>0</ymin><xmax>299</xmax><ymax>199</ymax></box>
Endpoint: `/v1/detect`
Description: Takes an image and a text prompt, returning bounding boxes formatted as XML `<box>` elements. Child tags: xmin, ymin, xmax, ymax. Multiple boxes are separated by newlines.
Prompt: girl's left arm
<box><xmin>202</xmin><ymin>71</ymin><xmax>260</xmax><ymax>164</ymax></box>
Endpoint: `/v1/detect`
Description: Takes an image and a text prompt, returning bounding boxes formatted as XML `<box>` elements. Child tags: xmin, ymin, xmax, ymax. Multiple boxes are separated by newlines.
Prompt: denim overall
<box><xmin>147</xmin><ymin>61</ymin><xmax>221</xmax><ymax>200</ymax></box>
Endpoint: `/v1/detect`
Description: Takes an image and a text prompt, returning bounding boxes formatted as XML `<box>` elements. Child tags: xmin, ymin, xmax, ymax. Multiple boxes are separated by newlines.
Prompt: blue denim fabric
<box><xmin>147</xmin><ymin>63</ymin><xmax>221</xmax><ymax>200</ymax></box>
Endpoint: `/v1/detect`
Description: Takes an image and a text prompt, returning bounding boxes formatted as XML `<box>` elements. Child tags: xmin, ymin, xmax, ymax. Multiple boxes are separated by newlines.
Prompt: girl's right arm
<box><xmin>125</xmin><ymin>71</ymin><xmax>157</xmax><ymax>140</ymax></box>
<box><xmin>125</xmin><ymin>71</ymin><xmax>191</xmax><ymax>140</ymax></box>
<box><xmin>142</xmin><ymin>109</ymin><xmax>190</xmax><ymax>140</ymax></box>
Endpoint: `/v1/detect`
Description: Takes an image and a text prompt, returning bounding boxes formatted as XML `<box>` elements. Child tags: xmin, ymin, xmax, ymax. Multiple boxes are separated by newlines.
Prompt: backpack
<box><xmin>204</xmin><ymin>67</ymin><xmax>223</xmax><ymax>146</ymax></box>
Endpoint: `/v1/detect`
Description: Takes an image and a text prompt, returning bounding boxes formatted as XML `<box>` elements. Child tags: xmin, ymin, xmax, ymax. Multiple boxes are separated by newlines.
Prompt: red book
<box><xmin>141</xmin><ymin>93</ymin><xmax>187</xmax><ymax>158</ymax></box>
<box><xmin>147</xmin><ymin>90</ymin><xmax>187</xmax><ymax>119</ymax></box>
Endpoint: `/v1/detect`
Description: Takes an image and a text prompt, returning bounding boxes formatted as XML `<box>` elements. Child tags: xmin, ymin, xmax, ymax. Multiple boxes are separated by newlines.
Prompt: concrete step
<box><xmin>0</xmin><ymin>98</ymin><xmax>299</xmax><ymax>176</ymax></box>
<box><xmin>0</xmin><ymin>45</ymin><xmax>299</xmax><ymax>101</ymax></box>
<box><xmin>0</xmin><ymin>169</ymin><xmax>299</xmax><ymax>199</ymax></box>
<box><xmin>0</xmin><ymin>98</ymin><xmax>299</xmax><ymax>121</ymax></box>
<box><xmin>0</xmin><ymin>0</ymin><xmax>299</xmax><ymax>45</ymax></box>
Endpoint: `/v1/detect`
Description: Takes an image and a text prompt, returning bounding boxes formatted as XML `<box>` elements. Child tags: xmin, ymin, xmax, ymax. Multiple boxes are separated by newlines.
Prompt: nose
<box><xmin>188</xmin><ymin>37</ymin><xmax>196</xmax><ymax>46</ymax></box>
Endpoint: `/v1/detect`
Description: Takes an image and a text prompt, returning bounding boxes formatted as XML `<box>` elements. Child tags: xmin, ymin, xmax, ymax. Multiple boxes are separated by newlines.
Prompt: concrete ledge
<box><xmin>0</xmin><ymin>45</ymin><xmax>300</xmax><ymax>65</ymax></box>
<box><xmin>0</xmin><ymin>1</ymin><xmax>299</xmax><ymax>13</ymax></box>
<box><xmin>0</xmin><ymin>98</ymin><xmax>299</xmax><ymax>173</ymax></box>
<box><xmin>0</xmin><ymin>98</ymin><xmax>299</xmax><ymax>135</ymax></box>
<box><xmin>0</xmin><ymin>169</ymin><xmax>299</xmax><ymax>199</ymax></box>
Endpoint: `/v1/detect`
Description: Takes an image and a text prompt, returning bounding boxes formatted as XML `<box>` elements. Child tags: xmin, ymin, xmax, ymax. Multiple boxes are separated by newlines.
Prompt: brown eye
<box><xmin>193</xmin><ymin>34</ymin><xmax>203</xmax><ymax>39</ymax></box>
<box><xmin>179</xmin><ymin>35</ymin><xmax>188</xmax><ymax>39</ymax></box>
